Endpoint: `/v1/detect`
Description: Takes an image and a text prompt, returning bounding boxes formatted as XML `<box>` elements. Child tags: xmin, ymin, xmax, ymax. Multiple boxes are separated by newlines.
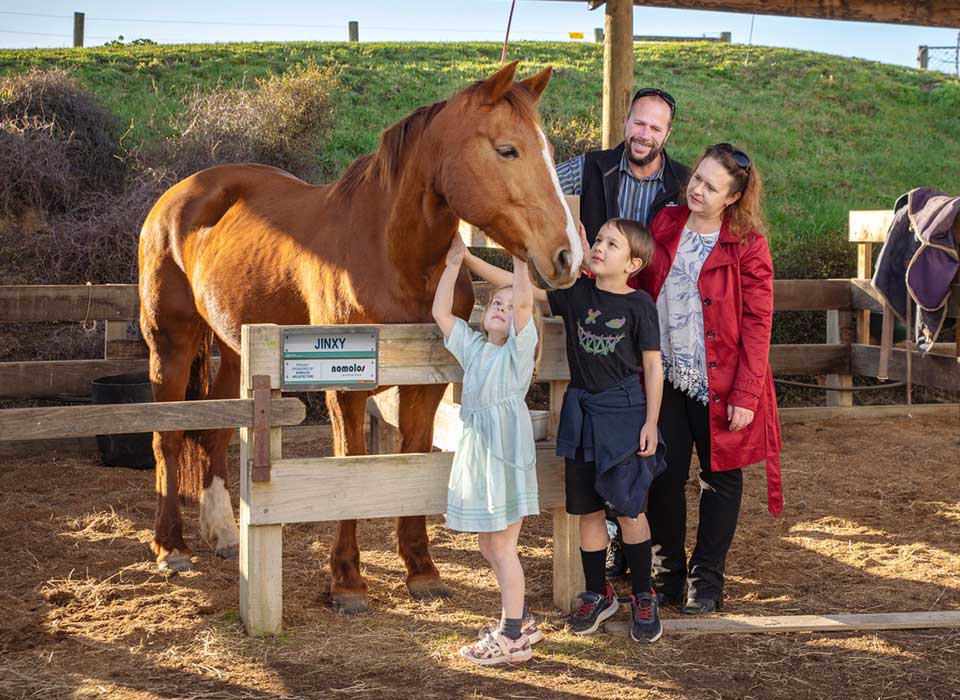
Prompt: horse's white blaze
<box><xmin>537</xmin><ymin>126</ymin><xmax>583</xmax><ymax>277</ymax></box>
<box><xmin>199</xmin><ymin>475</ymin><xmax>239</xmax><ymax>550</ymax></box>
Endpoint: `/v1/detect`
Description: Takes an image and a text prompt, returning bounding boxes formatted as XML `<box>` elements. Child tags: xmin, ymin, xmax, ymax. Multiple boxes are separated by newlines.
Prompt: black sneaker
<box><xmin>605</xmin><ymin>537</ymin><xmax>628</xmax><ymax>579</ymax></box>
<box><xmin>565</xmin><ymin>583</ymin><xmax>619</xmax><ymax>636</ymax></box>
<box><xmin>629</xmin><ymin>592</ymin><xmax>663</xmax><ymax>643</ymax></box>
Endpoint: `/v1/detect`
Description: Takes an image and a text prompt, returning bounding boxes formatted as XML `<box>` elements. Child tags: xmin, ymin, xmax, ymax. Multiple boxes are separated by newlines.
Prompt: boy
<box><xmin>463</xmin><ymin>217</ymin><xmax>666</xmax><ymax>644</ymax></box>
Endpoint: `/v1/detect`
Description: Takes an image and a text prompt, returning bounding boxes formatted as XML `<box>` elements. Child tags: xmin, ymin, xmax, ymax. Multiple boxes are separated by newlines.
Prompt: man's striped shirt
<box><xmin>556</xmin><ymin>150</ymin><xmax>666</xmax><ymax>226</ymax></box>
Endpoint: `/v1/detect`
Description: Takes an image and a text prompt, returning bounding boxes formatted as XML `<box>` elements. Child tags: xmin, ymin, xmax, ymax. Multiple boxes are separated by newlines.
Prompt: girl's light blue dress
<box><xmin>443</xmin><ymin>317</ymin><xmax>540</xmax><ymax>532</ymax></box>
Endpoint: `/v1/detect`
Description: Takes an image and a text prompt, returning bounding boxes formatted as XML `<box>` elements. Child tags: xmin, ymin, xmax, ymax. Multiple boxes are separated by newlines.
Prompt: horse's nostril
<box><xmin>556</xmin><ymin>248</ymin><xmax>571</xmax><ymax>274</ymax></box>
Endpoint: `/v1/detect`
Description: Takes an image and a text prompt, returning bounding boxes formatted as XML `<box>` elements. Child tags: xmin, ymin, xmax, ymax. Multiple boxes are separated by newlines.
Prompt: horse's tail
<box><xmin>178</xmin><ymin>329</ymin><xmax>213</xmax><ymax>500</ymax></box>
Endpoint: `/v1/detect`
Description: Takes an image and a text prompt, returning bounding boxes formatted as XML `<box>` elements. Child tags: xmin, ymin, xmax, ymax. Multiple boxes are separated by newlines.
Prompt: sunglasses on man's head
<box><xmin>712</xmin><ymin>143</ymin><xmax>752</xmax><ymax>171</ymax></box>
<box><xmin>632</xmin><ymin>87</ymin><xmax>676</xmax><ymax>118</ymax></box>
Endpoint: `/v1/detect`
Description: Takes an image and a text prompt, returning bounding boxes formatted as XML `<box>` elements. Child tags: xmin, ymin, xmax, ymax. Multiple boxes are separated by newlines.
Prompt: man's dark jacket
<box><xmin>580</xmin><ymin>142</ymin><xmax>690</xmax><ymax>245</ymax></box>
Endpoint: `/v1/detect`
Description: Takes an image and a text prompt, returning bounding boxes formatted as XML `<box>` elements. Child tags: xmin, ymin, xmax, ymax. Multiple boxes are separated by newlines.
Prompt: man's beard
<box><xmin>626</xmin><ymin>138</ymin><xmax>663</xmax><ymax>167</ymax></box>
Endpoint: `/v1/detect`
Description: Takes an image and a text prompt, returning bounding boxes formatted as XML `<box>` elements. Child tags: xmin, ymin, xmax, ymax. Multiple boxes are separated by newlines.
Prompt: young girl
<box><xmin>432</xmin><ymin>235</ymin><xmax>542</xmax><ymax>666</ymax></box>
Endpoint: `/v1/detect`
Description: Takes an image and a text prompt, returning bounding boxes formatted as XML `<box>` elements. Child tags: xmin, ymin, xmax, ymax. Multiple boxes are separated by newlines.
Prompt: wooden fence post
<box><xmin>549</xmin><ymin>379</ymin><xmax>583</xmax><ymax>612</ymax></box>
<box><xmin>73</xmin><ymin>12</ymin><xmax>84</xmax><ymax>48</ymax></box>
<box><xmin>240</xmin><ymin>324</ymin><xmax>283</xmax><ymax>636</ymax></box>
<box><xmin>825</xmin><ymin>310</ymin><xmax>854</xmax><ymax>407</ymax></box>
<box><xmin>918</xmin><ymin>45</ymin><xmax>929</xmax><ymax>70</ymax></box>
<box><xmin>349</xmin><ymin>21</ymin><xmax>359</xmax><ymax>42</ymax></box>
<box><xmin>857</xmin><ymin>242</ymin><xmax>874</xmax><ymax>344</ymax></box>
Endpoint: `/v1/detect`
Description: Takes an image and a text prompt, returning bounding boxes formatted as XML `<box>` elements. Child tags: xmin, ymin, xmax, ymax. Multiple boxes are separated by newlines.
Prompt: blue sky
<box><xmin>1</xmin><ymin>1</ymin><xmax>958</xmax><ymax>71</ymax></box>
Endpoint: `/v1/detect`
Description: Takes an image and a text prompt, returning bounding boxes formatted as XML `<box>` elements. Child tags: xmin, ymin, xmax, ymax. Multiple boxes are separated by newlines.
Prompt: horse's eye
<box><xmin>496</xmin><ymin>145</ymin><xmax>519</xmax><ymax>159</ymax></box>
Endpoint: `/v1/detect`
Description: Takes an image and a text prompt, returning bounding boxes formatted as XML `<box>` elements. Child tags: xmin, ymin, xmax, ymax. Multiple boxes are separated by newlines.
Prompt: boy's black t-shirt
<box><xmin>547</xmin><ymin>277</ymin><xmax>660</xmax><ymax>393</ymax></box>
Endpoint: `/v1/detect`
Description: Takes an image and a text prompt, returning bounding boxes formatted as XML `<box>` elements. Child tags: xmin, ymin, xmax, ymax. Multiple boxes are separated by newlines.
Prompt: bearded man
<box><xmin>557</xmin><ymin>87</ymin><xmax>689</xmax><ymax>243</ymax></box>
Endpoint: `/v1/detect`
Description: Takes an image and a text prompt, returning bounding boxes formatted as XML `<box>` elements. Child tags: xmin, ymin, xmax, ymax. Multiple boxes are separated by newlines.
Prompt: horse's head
<box><xmin>434</xmin><ymin>62</ymin><xmax>582</xmax><ymax>289</ymax></box>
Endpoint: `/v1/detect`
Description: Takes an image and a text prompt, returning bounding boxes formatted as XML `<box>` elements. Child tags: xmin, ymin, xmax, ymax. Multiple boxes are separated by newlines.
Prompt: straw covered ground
<box><xmin>2</xmin><ymin>414</ymin><xmax>959</xmax><ymax>699</ymax></box>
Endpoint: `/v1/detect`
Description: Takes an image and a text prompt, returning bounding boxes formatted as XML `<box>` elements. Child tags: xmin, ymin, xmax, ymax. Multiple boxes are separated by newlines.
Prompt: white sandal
<box><xmin>460</xmin><ymin>631</ymin><xmax>533</xmax><ymax>666</ymax></box>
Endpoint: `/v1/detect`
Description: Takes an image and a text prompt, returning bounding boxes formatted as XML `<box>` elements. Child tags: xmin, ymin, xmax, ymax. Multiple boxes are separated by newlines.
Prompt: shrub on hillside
<box><xmin>158</xmin><ymin>61</ymin><xmax>337</xmax><ymax>182</ymax></box>
<box><xmin>543</xmin><ymin>113</ymin><xmax>601</xmax><ymax>164</ymax></box>
<box><xmin>0</xmin><ymin>69</ymin><xmax>125</xmax><ymax>218</ymax></box>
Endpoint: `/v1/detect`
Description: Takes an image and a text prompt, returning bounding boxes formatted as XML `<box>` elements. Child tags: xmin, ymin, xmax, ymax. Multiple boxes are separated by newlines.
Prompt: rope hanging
<box><xmin>773</xmin><ymin>378</ymin><xmax>906</xmax><ymax>393</ymax></box>
<box><xmin>501</xmin><ymin>0</ymin><xmax>517</xmax><ymax>64</ymax></box>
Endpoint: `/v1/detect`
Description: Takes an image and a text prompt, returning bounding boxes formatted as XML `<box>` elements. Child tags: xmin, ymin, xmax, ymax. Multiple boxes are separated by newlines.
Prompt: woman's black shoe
<box><xmin>681</xmin><ymin>597</ymin><xmax>722</xmax><ymax>614</ymax></box>
<box><xmin>655</xmin><ymin>589</ymin><xmax>685</xmax><ymax>608</ymax></box>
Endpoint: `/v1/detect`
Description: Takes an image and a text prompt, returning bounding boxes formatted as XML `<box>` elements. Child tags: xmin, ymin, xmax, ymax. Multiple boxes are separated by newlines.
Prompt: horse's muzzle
<box><xmin>530</xmin><ymin>257</ymin><xmax>559</xmax><ymax>290</ymax></box>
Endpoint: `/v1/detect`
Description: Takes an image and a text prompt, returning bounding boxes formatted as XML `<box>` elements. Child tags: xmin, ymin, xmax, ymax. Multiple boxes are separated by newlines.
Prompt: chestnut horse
<box><xmin>137</xmin><ymin>62</ymin><xmax>581</xmax><ymax>613</ymax></box>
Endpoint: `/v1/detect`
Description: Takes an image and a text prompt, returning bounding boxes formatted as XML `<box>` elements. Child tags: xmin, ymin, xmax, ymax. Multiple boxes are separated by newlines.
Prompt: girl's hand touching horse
<box><xmin>446</xmin><ymin>235</ymin><xmax>467</xmax><ymax>268</ymax></box>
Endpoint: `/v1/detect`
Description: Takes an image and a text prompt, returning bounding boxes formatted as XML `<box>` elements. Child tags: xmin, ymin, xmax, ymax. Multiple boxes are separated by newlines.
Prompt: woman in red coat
<box><xmin>631</xmin><ymin>143</ymin><xmax>783</xmax><ymax>614</ymax></box>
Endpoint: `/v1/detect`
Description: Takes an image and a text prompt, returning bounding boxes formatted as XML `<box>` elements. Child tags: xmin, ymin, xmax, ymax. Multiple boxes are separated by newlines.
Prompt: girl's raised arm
<box><xmin>432</xmin><ymin>236</ymin><xmax>467</xmax><ymax>338</ymax></box>
<box><xmin>511</xmin><ymin>256</ymin><xmax>534</xmax><ymax>332</ymax></box>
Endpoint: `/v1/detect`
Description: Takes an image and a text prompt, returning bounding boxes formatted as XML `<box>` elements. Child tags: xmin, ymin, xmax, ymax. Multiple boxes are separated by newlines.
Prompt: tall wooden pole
<box><xmin>73</xmin><ymin>12</ymin><xmax>85</xmax><ymax>48</ymax></box>
<box><xmin>602</xmin><ymin>0</ymin><xmax>633</xmax><ymax>149</ymax></box>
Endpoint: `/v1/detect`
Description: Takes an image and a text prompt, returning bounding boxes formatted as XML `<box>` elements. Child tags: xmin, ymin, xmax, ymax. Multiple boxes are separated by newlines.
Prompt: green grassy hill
<box><xmin>2</xmin><ymin>40</ymin><xmax>960</xmax><ymax>274</ymax></box>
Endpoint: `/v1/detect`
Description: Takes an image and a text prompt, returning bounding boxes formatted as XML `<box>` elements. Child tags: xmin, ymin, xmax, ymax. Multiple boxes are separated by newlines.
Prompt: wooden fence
<box><xmin>1</xmin><ymin>210</ymin><xmax>959</xmax><ymax>636</ymax></box>
<box><xmin>3</xmin><ymin>278</ymin><xmax>957</xmax><ymax>403</ymax></box>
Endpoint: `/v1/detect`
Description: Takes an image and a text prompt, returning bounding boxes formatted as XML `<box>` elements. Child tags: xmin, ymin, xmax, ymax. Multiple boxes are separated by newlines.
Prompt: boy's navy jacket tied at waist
<box><xmin>556</xmin><ymin>374</ymin><xmax>667</xmax><ymax>517</ymax></box>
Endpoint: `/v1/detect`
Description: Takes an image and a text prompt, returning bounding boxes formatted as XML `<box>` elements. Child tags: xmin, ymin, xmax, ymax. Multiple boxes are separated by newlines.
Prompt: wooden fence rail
<box><xmin>3</xmin><ymin>280</ymin><xmax>959</xmax><ymax>400</ymax></box>
<box><xmin>0</xmin><ymin>397</ymin><xmax>306</xmax><ymax>442</ymax></box>
<box><xmin>0</xmin><ymin>279</ymin><xmax>873</xmax><ymax>324</ymax></box>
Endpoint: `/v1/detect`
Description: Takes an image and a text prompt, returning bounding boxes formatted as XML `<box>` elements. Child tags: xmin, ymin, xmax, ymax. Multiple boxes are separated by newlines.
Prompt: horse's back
<box><xmin>138</xmin><ymin>164</ymin><xmax>324</xmax><ymax>347</ymax></box>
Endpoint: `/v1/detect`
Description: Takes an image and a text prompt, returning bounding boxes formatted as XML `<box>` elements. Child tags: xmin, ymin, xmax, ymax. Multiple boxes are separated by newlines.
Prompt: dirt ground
<box><xmin>2</xmin><ymin>414</ymin><xmax>960</xmax><ymax>700</ymax></box>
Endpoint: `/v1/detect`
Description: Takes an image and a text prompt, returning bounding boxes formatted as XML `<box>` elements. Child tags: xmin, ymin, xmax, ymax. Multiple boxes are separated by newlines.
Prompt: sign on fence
<box><xmin>281</xmin><ymin>326</ymin><xmax>379</xmax><ymax>391</ymax></box>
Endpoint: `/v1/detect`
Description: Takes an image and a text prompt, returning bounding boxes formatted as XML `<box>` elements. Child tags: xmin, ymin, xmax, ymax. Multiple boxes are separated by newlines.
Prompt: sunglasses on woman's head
<box><xmin>632</xmin><ymin>87</ymin><xmax>676</xmax><ymax>118</ymax></box>
<box><xmin>712</xmin><ymin>143</ymin><xmax>751</xmax><ymax>171</ymax></box>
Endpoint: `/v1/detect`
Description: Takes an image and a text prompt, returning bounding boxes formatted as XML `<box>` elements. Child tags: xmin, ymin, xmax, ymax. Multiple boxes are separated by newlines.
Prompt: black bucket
<box><xmin>91</xmin><ymin>372</ymin><xmax>156</xmax><ymax>469</ymax></box>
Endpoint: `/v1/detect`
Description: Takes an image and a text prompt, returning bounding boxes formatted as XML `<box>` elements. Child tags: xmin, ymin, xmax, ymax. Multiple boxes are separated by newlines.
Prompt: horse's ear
<box><xmin>478</xmin><ymin>60</ymin><xmax>519</xmax><ymax>104</ymax></box>
<box><xmin>518</xmin><ymin>66</ymin><xmax>552</xmax><ymax>103</ymax></box>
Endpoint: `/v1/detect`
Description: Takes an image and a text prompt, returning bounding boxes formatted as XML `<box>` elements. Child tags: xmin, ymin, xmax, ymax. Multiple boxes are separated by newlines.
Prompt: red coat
<box><xmin>632</xmin><ymin>205</ymin><xmax>784</xmax><ymax>515</ymax></box>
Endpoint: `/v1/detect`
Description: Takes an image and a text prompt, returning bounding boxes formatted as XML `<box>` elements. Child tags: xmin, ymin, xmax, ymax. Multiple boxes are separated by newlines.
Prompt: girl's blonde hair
<box><xmin>484</xmin><ymin>284</ymin><xmax>544</xmax><ymax>379</ymax></box>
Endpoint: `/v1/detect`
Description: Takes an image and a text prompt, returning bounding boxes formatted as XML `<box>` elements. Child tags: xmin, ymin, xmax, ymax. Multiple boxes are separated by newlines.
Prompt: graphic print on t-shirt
<box><xmin>547</xmin><ymin>277</ymin><xmax>660</xmax><ymax>393</ymax></box>
<box><xmin>577</xmin><ymin>309</ymin><xmax>626</xmax><ymax>355</ymax></box>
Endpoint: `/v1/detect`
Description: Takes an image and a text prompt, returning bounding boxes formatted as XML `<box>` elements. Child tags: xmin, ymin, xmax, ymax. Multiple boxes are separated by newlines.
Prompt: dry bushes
<box><xmin>0</xmin><ymin>68</ymin><xmax>125</xmax><ymax>219</ymax></box>
<box><xmin>157</xmin><ymin>61</ymin><xmax>337</xmax><ymax>182</ymax></box>
<box><xmin>0</xmin><ymin>62</ymin><xmax>338</xmax><ymax>289</ymax></box>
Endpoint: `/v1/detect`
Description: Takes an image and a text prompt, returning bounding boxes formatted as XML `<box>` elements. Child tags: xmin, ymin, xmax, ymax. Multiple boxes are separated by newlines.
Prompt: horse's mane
<box><xmin>334</xmin><ymin>78</ymin><xmax>539</xmax><ymax>195</ymax></box>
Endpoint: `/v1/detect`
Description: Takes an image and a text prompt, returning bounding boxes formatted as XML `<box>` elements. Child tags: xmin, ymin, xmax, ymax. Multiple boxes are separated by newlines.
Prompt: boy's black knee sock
<box><xmin>622</xmin><ymin>540</ymin><xmax>652</xmax><ymax>596</ymax></box>
<box><xmin>580</xmin><ymin>548</ymin><xmax>607</xmax><ymax>596</ymax></box>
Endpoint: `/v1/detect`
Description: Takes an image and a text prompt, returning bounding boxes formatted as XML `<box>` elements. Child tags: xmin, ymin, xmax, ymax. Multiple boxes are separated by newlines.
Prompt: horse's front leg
<box><xmin>326</xmin><ymin>389</ymin><xmax>371</xmax><ymax>615</ymax></box>
<box><xmin>397</xmin><ymin>383</ymin><xmax>450</xmax><ymax>600</ymax></box>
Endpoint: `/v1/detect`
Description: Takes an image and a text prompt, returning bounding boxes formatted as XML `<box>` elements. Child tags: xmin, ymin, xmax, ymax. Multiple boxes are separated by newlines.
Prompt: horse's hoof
<box><xmin>158</xmin><ymin>549</ymin><xmax>193</xmax><ymax>573</ymax></box>
<box><xmin>332</xmin><ymin>594</ymin><xmax>370</xmax><ymax>616</ymax></box>
<box><xmin>408</xmin><ymin>579</ymin><xmax>451</xmax><ymax>601</ymax></box>
<box><xmin>215</xmin><ymin>544</ymin><xmax>239</xmax><ymax>560</ymax></box>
